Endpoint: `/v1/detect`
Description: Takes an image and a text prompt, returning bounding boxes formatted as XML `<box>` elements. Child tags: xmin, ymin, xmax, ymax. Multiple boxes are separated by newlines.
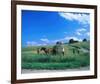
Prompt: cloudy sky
<box><xmin>22</xmin><ymin>10</ymin><xmax>90</xmax><ymax>47</ymax></box>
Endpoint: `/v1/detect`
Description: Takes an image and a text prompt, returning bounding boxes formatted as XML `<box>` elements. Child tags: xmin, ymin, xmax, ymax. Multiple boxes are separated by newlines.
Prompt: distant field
<box><xmin>21</xmin><ymin>41</ymin><xmax>90</xmax><ymax>70</ymax></box>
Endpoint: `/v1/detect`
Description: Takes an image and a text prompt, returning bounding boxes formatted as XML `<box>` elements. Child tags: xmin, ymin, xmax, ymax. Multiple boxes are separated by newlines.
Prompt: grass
<box><xmin>21</xmin><ymin>42</ymin><xmax>90</xmax><ymax>70</ymax></box>
<box><xmin>69</xmin><ymin>41</ymin><xmax>90</xmax><ymax>50</ymax></box>
<box><xmin>22</xmin><ymin>62</ymin><xmax>84</xmax><ymax>70</ymax></box>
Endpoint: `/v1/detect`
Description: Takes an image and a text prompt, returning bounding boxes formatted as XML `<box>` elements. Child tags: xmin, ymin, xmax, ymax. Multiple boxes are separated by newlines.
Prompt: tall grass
<box><xmin>22</xmin><ymin>53</ymin><xmax>89</xmax><ymax>69</ymax></box>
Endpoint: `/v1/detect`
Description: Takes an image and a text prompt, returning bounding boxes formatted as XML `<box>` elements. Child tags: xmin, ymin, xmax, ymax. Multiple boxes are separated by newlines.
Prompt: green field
<box><xmin>21</xmin><ymin>41</ymin><xmax>90</xmax><ymax>70</ymax></box>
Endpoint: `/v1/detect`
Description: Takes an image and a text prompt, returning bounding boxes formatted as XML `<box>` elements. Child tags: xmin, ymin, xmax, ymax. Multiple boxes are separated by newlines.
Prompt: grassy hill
<box><xmin>21</xmin><ymin>41</ymin><xmax>90</xmax><ymax>70</ymax></box>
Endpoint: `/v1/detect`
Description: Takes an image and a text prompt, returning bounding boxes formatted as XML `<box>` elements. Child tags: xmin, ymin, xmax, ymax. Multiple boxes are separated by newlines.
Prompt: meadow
<box><xmin>21</xmin><ymin>42</ymin><xmax>90</xmax><ymax>70</ymax></box>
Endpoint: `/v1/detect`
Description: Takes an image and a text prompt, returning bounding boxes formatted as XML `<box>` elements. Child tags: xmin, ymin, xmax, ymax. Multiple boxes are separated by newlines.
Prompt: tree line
<box><xmin>69</xmin><ymin>38</ymin><xmax>87</xmax><ymax>44</ymax></box>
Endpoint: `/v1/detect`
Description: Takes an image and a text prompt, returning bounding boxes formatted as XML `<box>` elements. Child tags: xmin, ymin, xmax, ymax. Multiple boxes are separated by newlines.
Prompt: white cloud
<box><xmin>26</xmin><ymin>41</ymin><xmax>39</xmax><ymax>46</ymax></box>
<box><xmin>59</xmin><ymin>12</ymin><xmax>90</xmax><ymax>25</ymax></box>
<box><xmin>42</xmin><ymin>43</ymin><xmax>47</xmax><ymax>46</ymax></box>
<box><xmin>77</xmin><ymin>28</ymin><xmax>86</xmax><ymax>32</ymax></box>
<box><xmin>40</xmin><ymin>38</ymin><xmax>49</xmax><ymax>43</ymax></box>
<box><xmin>86</xmin><ymin>32</ymin><xmax>90</xmax><ymax>36</ymax></box>
<box><xmin>76</xmin><ymin>31</ymin><xmax>81</xmax><ymax>35</ymax></box>
<box><xmin>26</xmin><ymin>41</ymin><xmax>48</xmax><ymax>46</ymax></box>
<box><xmin>76</xmin><ymin>28</ymin><xmax>86</xmax><ymax>36</ymax></box>
<box><xmin>64</xmin><ymin>36</ymin><xmax>82</xmax><ymax>41</ymax></box>
<box><xmin>51</xmin><ymin>39</ymin><xmax>61</xmax><ymax>43</ymax></box>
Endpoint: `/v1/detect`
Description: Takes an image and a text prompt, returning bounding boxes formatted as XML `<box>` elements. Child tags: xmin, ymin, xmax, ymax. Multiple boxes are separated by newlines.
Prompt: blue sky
<box><xmin>22</xmin><ymin>10</ymin><xmax>90</xmax><ymax>47</ymax></box>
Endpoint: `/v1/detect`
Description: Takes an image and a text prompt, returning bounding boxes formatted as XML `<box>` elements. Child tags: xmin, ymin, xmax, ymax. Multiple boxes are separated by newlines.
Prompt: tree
<box><xmin>69</xmin><ymin>39</ymin><xmax>74</xmax><ymax>43</ymax></box>
<box><xmin>83</xmin><ymin>38</ymin><xmax>87</xmax><ymax>42</ymax></box>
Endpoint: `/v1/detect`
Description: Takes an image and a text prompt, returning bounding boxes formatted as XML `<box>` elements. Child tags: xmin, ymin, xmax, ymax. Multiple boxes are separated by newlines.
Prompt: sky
<box><xmin>22</xmin><ymin>10</ymin><xmax>90</xmax><ymax>47</ymax></box>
